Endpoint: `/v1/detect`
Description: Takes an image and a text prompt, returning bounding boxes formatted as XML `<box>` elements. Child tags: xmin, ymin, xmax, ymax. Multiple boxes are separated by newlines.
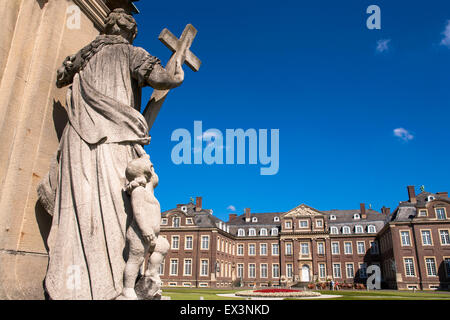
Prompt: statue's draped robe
<box><xmin>43</xmin><ymin>38</ymin><xmax>159</xmax><ymax>300</ymax></box>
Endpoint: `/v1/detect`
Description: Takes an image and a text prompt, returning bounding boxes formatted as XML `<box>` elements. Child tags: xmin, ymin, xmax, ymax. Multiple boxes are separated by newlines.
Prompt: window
<box><xmin>285</xmin><ymin>221</ymin><xmax>292</xmax><ymax>229</ymax></box>
<box><xmin>249</xmin><ymin>264</ymin><xmax>256</xmax><ymax>278</ymax></box>
<box><xmin>353</xmin><ymin>214</ymin><xmax>360</xmax><ymax>220</ymax></box>
<box><xmin>436</xmin><ymin>208</ymin><xmax>447</xmax><ymax>220</ymax></box>
<box><xmin>158</xmin><ymin>260</ymin><xmax>165</xmax><ymax>275</ymax></box>
<box><xmin>260</xmin><ymin>228</ymin><xmax>268</xmax><ymax>236</ymax></box>
<box><xmin>333</xmin><ymin>263</ymin><xmax>341</xmax><ymax>278</ymax></box>
<box><xmin>217</xmin><ymin>237</ymin><xmax>221</xmax><ymax>251</ymax></box>
<box><xmin>330</xmin><ymin>215</ymin><xmax>336</xmax><ymax>221</ymax></box>
<box><xmin>285</xmin><ymin>243</ymin><xmax>292</xmax><ymax>255</ymax></box>
<box><xmin>440</xmin><ymin>230</ymin><xmax>450</xmax><ymax>245</ymax></box>
<box><xmin>404</xmin><ymin>258</ymin><xmax>415</xmax><ymax>276</ymax></box>
<box><xmin>316</xmin><ymin>219</ymin><xmax>323</xmax><ymax>227</ymax></box>
<box><xmin>237</xmin><ymin>264</ymin><xmax>244</xmax><ymax>278</ymax></box>
<box><xmin>342</xmin><ymin>226</ymin><xmax>351</xmax><ymax>234</ymax></box>
<box><xmin>346</xmin><ymin>263</ymin><xmax>354</xmax><ymax>278</ymax></box>
<box><xmin>238</xmin><ymin>229</ymin><xmax>245</xmax><ymax>237</ymax></box>
<box><xmin>425</xmin><ymin>258</ymin><xmax>437</xmax><ymax>276</ymax></box>
<box><xmin>401</xmin><ymin>231</ymin><xmax>411</xmax><ymax>246</ymax></box>
<box><xmin>170</xmin><ymin>259</ymin><xmax>178</xmax><ymax>276</ymax></box>
<box><xmin>370</xmin><ymin>241</ymin><xmax>379</xmax><ymax>254</ymax></box>
<box><xmin>418</xmin><ymin>209</ymin><xmax>427</xmax><ymax>217</ymax></box>
<box><xmin>444</xmin><ymin>258</ymin><xmax>450</xmax><ymax>277</ymax></box>
<box><xmin>173</xmin><ymin>217</ymin><xmax>180</xmax><ymax>227</ymax></box>
<box><xmin>274</xmin><ymin>216</ymin><xmax>280</xmax><ymax>222</ymax></box>
<box><xmin>237</xmin><ymin>244</ymin><xmax>244</xmax><ymax>256</ymax></box>
<box><xmin>317</xmin><ymin>242</ymin><xmax>325</xmax><ymax>255</ymax></box>
<box><xmin>332</xmin><ymin>242</ymin><xmax>340</xmax><ymax>255</ymax></box>
<box><xmin>260</xmin><ymin>264</ymin><xmax>268</xmax><ymax>278</ymax></box>
<box><xmin>186</xmin><ymin>218</ymin><xmax>193</xmax><ymax>224</ymax></box>
<box><xmin>248</xmin><ymin>228</ymin><xmax>256</xmax><ymax>236</ymax></box>
<box><xmin>319</xmin><ymin>263</ymin><xmax>326</xmax><ymax>279</ymax></box>
<box><xmin>286</xmin><ymin>264</ymin><xmax>293</xmax><ymax>278</ymax></box>
<box><xmin>201</xmin><ymin>236</ymin><xmax>209</xmax><ymax>250</ymax></box>
<box><xmin>368</xmin><ymin>225</ymin><xmax>376</xmax><ymax>233</ymax></box>
<box><xmin>272</xmin><ymin>243</ymin><xmax>279</xmax><ymax>255</ymax></box>
<box><xmin>330</xmin><ymin>226</ymin><xmax>338</xmax><ymax>234</ymax></box>
<box><xmin>161</xmin><ymin>218</ymin><xmax>168</xmax><ymax>225</ymax></box>
<box><xmin>355</xmin><ymin>225</ymin><xmax>363</xmax><ymax>234</ymax></box>
<box><xmin>344</xmin><ymin>242</ymin><xmax>353</xmax><ymax>255</ymax></box>
<box><xmin>272</xmin><ymin>264</ymin><xmax>280</xmax><ymax>278</ymax></box>
<box><xmin>359</xmin><ymin>263</ymin><xmax>367</xmax><ymax>278</ymax></box>
<box><xmin>301</xmin><ymin>243</ymin><xmax>309</xmax><ymax>255</ymax></box>
<box><xmin>184</xmin><ymin>259</ymin><xmax>192</xmax><ymax>276</ymax></box>
<box><xmin>171</xmin><ymin>236</ymin><xmax>179</xmax><ymax>249</ymax></box>
<box><xmin>249</xmin><ymin>244</ymin><xmax>256</xmax><ymax>255</ymax></box>
<box><xmin>299</xmin><ymin>220</ymin><xmax>308</xmax><ymax>228</ymax></box>
<box><xmin>185</xmin><ymin>236</ymin><xmax>193</xmax><ymax>249</ymax></box>
<box><xmin>200</xmin><ymin>260</ymin><xmax>208</xmax><ymax>276</ymax></box>
<box><xmin>421</xmin><ymin>230</ymin><xmax>432</xmax><ymax>245</ymax></box>
<box><xmin>357</xmin><ymin>241</ymin><xmax>365</xmax><ymax>254</ymax></box>
<box><xmin>260</xmin><ymin>243</ymin><xmax>267</xmax><ymax>255</ymax></box>
<box><xmin>271</xmin><ymin>228</ymin><xmax>278</xmax><ymax>236</ymax></box>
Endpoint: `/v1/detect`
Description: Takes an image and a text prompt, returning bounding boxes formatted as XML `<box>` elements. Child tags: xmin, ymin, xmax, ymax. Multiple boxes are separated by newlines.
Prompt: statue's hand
<box><xmin>143</xmin><ymin>232</ymin><xmax>156</xmax><ymax>244</ymax></box>
<box><xmin>172</xmin><ymin>58</ymin><xmax>185</xmax><ymax>85</ymax></box>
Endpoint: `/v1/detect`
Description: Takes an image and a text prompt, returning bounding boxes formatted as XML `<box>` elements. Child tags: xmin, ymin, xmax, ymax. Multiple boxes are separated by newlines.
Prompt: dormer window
<box><xmin>274</xmin><ymin>216</ymin><xmax>280</xmax><ymax>222</ymax></box>
<box><xmin>181</xmin><ymin>206</ymin><xmax>188</xmax><ymax>213</ymax></box>
<box><xmin>330</xmin><ymin>215</ymin><xmax>336</xmax><ymax>221</ymax></box>
<box><xmin>427</xmin><ymin>196</ymin><xmax>435</xmax><ymax>202</ymax></box>
<box><xmin>252</xmin><ymin>217</ymin><xmax>258</xmax><ymax>223</ymax></box>
<box><xmin>368</xmin><ymin>225</ymin><xmax>376</xmax><ymax>233</ymax></box>
<box><xmin>342</xmin><ymin>226</ymin><xmax>351</xmax><ymax>234</ymax></box>
<box><xmin>238</xmin><ymin>229</ymin><xmax>245</xmax><ymax>237</ymax></box>
<box><xmin>355</xmin><ymin>225</ymin><xmax>363</xmax><ymax>234</ymax></box>
<box><xmin>353</xmin><ymin>214</ymin><xmax>360</xmax><ymax>220</ymax></box>
<box><xmin>260</xmin><ymin>228</ymin><xmax>268</xmax><ymax>236</ymax></box>
<box><xmin>418</xmin><ymin>209</ymin><xmax>427</xmax><ymax>217</ymax></box>
<box><xmin>248</xmin><ymin>228</ymin><xmax>256</xmax><ymax>236</ymax></box>
<box><xmin>330</xmin><ymin>226</ymin><xmax>338</xmax><ymax>234</ymax></box>
<box><xmin>271</xmin><ymin>228</ymin><xmax>278</xmax><ymax>236</ymax></box>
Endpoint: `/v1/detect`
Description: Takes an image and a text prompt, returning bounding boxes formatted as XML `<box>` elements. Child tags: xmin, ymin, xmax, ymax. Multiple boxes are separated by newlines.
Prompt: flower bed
<box><xmin>235</xmin><ymin>289</ymin><xmax>321</xmax><ymax>298</ymax></box>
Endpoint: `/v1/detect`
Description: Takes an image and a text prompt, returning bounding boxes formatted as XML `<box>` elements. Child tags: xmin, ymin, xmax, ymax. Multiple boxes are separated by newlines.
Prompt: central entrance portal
<box><xmin>301</xmin><ymin>265</ymin><xmax>310</xmax><ymax>282</ymax></box>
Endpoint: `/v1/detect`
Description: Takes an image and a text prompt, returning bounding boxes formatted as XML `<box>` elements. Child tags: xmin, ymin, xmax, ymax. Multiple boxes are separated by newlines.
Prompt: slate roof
<box><xmin>322</xmin><ymin>209</ymin><xmax>387</xmax><ymax>234</ymax></box>
<box><xmin>390</xmin><ymin>191</ymin><xmax>450</xmax><ymax>222</ymax></box>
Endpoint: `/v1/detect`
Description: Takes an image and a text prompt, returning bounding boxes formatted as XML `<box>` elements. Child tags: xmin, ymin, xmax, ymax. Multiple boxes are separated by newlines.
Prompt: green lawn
<box><xmin>162</xmin><ymin>287</ymin><xmax>450</xmax><ymax>300</ymax></box>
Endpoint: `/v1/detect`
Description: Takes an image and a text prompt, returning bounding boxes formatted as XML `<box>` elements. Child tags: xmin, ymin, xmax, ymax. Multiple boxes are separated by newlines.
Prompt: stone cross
<box><xmin>143</xmin><ymin>24</ymin><xmax>201</xmax><ymax>130</ymax></box>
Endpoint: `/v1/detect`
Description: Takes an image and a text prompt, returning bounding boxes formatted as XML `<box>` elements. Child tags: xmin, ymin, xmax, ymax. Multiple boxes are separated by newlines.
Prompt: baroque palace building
<box><xmin>157</xmin><ymin>186</ymin><xmax>450</xmax><ymax>290</ymax></box>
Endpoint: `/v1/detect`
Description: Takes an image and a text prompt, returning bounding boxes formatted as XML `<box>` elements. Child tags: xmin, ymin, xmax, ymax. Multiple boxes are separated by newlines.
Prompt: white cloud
<box><xmin>227</xmin><ymin>205</ymin><xmax>236</xmax><ymax>212</ymax></box>
<box><xmin>376</xmin><ymin>39</ymin><xmax>391</xmax><ymax>53</ymax></box>
<box><xmin>393</xmin><ymin>128</ymin><xmax>414</xmax><ymax>142</ymax></box>
<box><xmin>440</xmin><ymin>20</ymin><xmax>450</xmax><ymax>47</ymax></box>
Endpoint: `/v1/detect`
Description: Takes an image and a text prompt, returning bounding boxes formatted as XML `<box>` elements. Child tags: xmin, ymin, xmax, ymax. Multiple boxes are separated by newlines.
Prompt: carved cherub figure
<box><xmin>120</xmin><ymin>154</ymin><xmax>161</xmax><ymax>300</ymax></box>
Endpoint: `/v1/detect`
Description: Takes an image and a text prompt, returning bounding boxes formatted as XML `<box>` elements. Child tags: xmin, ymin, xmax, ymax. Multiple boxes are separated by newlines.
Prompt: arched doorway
<box><xmin>301</xmin><ymin>265</ymin><xmax>310</xmax><ymax>282</ymax></box>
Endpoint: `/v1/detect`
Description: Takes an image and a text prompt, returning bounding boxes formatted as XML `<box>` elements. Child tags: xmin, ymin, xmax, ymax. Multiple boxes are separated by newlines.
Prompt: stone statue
<box><xmin>37</xmin><ymin>8</ymin><xmax>199</xmax><ymax>300</ymax></box>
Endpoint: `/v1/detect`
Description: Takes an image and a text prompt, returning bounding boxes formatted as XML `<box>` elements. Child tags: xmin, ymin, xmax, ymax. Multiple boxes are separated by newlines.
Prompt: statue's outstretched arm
<box><xmin>146</xmin><ymin>59</ymin><xmax>184</xmax><ymax>90</ymax></box>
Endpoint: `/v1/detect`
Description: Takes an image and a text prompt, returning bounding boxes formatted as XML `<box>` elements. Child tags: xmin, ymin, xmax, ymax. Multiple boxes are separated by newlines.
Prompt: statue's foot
<box><xmin>116</xmin><ymin>288</ymin><xmax>138</xmax><ymax>300</ymax></box>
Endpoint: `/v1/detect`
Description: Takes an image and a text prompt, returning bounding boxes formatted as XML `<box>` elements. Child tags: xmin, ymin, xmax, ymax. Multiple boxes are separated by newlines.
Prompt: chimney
<box><xmin>195</xmin><ymin>197</ymin><xmax>202</xmax><ymax>212</ymax></box>
<box><xmin>360</xmin><ymin>203</ymin><xmax>367</xmax><ymax>219</ymax></box>
<box><xmin>229</xmin><ymin>214</ymin><xmax>237</xmax><ymax>222</ymax></box>
<box><xmin>381</xmin><ymin>206</ymin><xmax>390</xmax><ymax>217</ymax></box>
<box><xmin>437</xmin><ymin>192</ymin><xmax>449</xmax><ymax>198</ymax></box>
<box><xmin>245</xmin><ymin>208</ymin><xmax>251</xmax><ymax>222</ymax></box>
<box><xmin>407</xmin><ymin>186</ymin><xmax>416</xmax><ymax>204</ymax></box>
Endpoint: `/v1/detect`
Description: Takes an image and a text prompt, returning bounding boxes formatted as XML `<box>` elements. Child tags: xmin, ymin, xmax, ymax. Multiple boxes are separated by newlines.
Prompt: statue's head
<box><xmin>104</xmin><ymin>8</ymin><xmax>138</xmax><ymax>43</ymax></box>
<box><xmin>125</xmin><ymin>154</ymin><xmax>159</xmax><ymax>193</ymax></box>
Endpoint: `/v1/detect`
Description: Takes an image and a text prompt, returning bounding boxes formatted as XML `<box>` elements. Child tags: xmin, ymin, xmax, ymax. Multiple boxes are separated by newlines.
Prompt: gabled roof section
<box><xmin>282</xmin><ymin>204</ymin><xmax>323</xmax><ymax>218</ymax></box>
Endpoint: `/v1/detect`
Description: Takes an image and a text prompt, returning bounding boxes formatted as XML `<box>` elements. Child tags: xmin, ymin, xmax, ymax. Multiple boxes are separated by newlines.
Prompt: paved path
<box><xmin>216</xmin><ymin>293</ymin><xmax>342</xmax><ymax>300</ymax></box>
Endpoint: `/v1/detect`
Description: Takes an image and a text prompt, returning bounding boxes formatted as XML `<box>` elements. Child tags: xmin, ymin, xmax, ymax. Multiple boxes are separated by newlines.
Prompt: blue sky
<box><xmin>132</xmin><ymin>0</ymin><xmax>450</xmax><ymax>221</ymax></box>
